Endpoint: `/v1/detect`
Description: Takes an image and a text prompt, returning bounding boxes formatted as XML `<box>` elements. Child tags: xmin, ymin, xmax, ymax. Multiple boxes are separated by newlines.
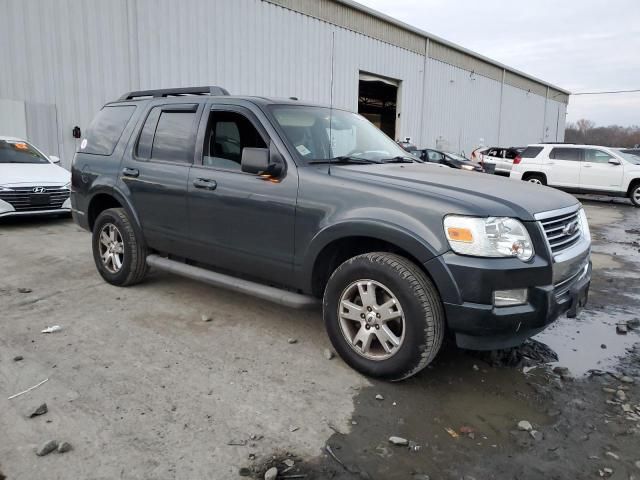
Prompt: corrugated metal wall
<box><xmin>0</xmin><ymin>0</ymin><xmax>566</xmax><ymax>168</ymax></box>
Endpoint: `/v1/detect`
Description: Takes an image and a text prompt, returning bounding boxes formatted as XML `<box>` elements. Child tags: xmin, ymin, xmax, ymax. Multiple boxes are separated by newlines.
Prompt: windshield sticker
<box><xmin>296</xmin><ymin>144</ymin><xmax>311</xmax><ymax>156</ymax></box>
<box><xmin>10</xmin><ymin>142</ymin><xmax>29</xmax><ymax>150</ymax></box>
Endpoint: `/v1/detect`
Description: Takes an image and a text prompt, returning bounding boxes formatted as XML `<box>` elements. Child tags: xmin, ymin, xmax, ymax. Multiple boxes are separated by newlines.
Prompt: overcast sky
<box><xmin>356</xmin><ymin>0</ymin><xmax>640</xmax><ymax>127</ymax></box>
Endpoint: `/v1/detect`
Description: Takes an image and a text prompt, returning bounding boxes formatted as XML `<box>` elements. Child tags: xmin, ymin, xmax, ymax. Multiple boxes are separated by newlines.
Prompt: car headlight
<box><xmin>461</xmin><ymin>165</ymin><xmax>475</xmax><ymax>171</ymax></box>
<box><xmin>63</xmin><ymin>182</ymin><xmax>71</xmax><ymax>190</ymax></box>
<box><xmin>578</xmin><ymin>208</ymin><xmax>590</xmax><ymax>243</ymax></box>
<box><xmin>0</xmin><ymin>187</ymin><xmax>14</xmax><ymax>192</ymax></box>
<box><xmin>444</xmin><ymin>215</ymin><xmax>535</xmax><ymax>261</ymax></box>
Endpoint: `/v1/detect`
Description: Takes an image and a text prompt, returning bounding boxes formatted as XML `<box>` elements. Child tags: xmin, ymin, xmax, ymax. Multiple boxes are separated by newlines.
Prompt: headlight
<box><xmin>461</xmin><ymin>165</ymin><xmax>475</xmax><ymax>171</ymax></box>
<box><xmin>63</xmin><ymin>182</ymin><xmax>71</xmax><ymax>190</ymax></box>
<box><xmin>578</xmin><ymin>208</ymin><xmax>591</xmax><ymax>243</ymax></box>
<box><xmin>444</xmin><ymin>215</ymin><xmax>534</xmax><ymax>261</ymax></box>
<box><xmin>0</xmin><ymin>186</ymin><xmax>14</xmax><ymax>192</ymax></box>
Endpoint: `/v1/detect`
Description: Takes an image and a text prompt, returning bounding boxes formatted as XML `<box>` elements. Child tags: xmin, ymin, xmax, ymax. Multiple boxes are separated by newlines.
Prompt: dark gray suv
<box><xmin>71</xmin><ymin>86</ymin><xmax>592</xmax><ymax>381</ymax></box>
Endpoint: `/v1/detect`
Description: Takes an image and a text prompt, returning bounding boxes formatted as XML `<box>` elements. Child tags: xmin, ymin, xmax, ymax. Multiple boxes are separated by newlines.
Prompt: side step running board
<box><xmin>146</xmin><ymin>255</ymin><xmax>320</xmax><ymax>310</ymax></box>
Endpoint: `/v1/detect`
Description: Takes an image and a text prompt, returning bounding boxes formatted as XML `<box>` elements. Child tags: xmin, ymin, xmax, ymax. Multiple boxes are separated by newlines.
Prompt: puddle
<box><xmin>534</xmin><ymin>309</ymin><xmax>639</xmax><ymax>376</ymax></box>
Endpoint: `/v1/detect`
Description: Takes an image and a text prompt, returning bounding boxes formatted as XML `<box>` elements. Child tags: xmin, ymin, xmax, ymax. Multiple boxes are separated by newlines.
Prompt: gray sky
<box><xmin>356</xmin><ymin>0</ymin><xmax>640</xmax><ymax>127</ymax></box>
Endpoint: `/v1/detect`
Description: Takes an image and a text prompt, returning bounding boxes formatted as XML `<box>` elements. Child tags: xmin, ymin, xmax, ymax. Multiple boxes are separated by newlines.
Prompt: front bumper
<box><xmin>425</xmin><ymin>210</ymin><xmax>591</xmax><ymax>350</ymax></box>
<box><xmin>0</xmin><ymin>198</ymin><xmax>71</xmax><ymax>218</ymax></box>
<box><xmin>446</xmin><ymin>261</ymin><xmax>590</xmax><ymax>350</ymax></box>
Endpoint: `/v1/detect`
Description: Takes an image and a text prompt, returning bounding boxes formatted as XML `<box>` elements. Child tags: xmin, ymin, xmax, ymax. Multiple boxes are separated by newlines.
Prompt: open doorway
<box><xmin>358</xmin><ymin>73</ymin><xmax>399</xmax><ymax>140</ymax></box>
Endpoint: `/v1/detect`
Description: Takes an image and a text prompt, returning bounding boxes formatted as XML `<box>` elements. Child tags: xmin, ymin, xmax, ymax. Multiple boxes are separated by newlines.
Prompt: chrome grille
<box><xmin>0</xmin><ymin>186</ymin><xmax>70</xmax><ymax>212</ymax></box>
<box><xmin>540</xmin><ymin>210</ymin><xmax>581</xmax><ymax>254</ymax></box>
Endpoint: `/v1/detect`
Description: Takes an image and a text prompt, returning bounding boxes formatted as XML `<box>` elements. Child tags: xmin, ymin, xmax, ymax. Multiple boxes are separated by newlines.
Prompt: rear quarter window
<box><xmin>521</xmin><ymin>146</ymin><xmax>543</xmax><ymax>158</ymax></box>
<box><xmin>82</xmin><ymin>105</ymin><xmax>136</xmax><ymax>155</ymax></box>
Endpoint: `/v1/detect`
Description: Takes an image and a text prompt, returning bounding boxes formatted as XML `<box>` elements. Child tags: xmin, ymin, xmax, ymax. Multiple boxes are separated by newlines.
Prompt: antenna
<box><xmin>328</xmin><ymin>31</ymin><xmax>335</xmax><ymax>175</ymax></box>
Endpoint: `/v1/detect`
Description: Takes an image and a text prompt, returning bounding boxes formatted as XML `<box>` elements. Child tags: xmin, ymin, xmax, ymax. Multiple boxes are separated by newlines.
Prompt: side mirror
<box><xmin>241</xmin><ymin>148</ymin><xmax>270</xmax><ymax>174</ymax></box>
<box><xmin>609</xmin><ymin>158</ymin><xmax>621</xmax><ymax>165</ymax></box>
<box><xmin>49</xmin><ymin>155</ymin><xmax>61</xmax><ymax>164</ymax></box>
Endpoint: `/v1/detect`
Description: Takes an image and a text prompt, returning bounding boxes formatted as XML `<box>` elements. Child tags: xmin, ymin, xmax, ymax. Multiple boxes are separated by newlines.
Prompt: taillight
<box><xmin>513</xmin><ymin>155</ymin><xmax>522</xmax><ymax>165</ymax></box>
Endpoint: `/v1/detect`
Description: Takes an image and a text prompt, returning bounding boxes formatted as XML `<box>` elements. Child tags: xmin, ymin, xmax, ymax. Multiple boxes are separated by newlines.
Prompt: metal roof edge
<box><xmin>334</xmin><ymin>0</ymin><xmax>571</xmax><ymax>96</ymax></box>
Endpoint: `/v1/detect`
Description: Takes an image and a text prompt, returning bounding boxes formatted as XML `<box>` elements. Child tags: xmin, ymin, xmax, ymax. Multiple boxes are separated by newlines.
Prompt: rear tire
<box><xmin>323</xmin><ymin>252</ymin><xmax>444</xmax><ymax>381</ymax></box>
<box><xmin>525</xmin><ymin>173</ymin><xmax>546</xmax><ymax>185</ymax></box>
<box><xmin>630</xmin><ymin>183</ymin><xmax>640</xmax><ymax>207</ymax></box>
<box><xmin>92</xmin><ymin>208</ymin><xmax>148</xmax><ymax>286</ymax></box>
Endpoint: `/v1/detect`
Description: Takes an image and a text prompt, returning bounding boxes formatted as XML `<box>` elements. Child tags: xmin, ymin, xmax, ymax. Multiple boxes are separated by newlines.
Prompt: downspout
<box><xmin>419</xmin><ymin>38</ymin><xmax>429</xmax><ymax>147</ymax></box>
<box><xmin>541</xmin><ymin>85</ymin><xmax>549</xmax><ymax>142</ymax></box>
<box><xmin>497</xmin><ymin>69</ymin><xmax>505</xmax><ymax>145</ymax></box>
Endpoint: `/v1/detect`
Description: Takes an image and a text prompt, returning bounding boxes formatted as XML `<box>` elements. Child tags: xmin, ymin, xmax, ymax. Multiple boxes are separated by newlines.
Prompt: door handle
<box><xmin>122</xmin><ymin>167</ymin><xmax>139</xmax><ymax>178</ymax></box>
<box><xmin>193</xmin><ymin>178</ymin><xmax>217</xmax><ymax>191</ymax></box>
<box><xmin>583</xmin><ymin>164</ymin><xmax>592</xmax><ymax>168</ymax></box>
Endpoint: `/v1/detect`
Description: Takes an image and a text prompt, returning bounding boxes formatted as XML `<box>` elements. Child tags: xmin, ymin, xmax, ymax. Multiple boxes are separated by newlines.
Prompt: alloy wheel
<box><xmin>98</xmin><ymin>223</ymin><xmax>125</xmax><ymax>273</ymax></box>
<box><xmin>338</xmin><ymin>279</ymin><xmax>406</xmax><ymax>361</ymax></box>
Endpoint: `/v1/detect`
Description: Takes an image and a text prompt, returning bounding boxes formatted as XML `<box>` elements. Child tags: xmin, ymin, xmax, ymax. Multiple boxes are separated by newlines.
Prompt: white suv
<box><xmin>510</xmin><ymin>144</ymin><xmax>640</xmax><ymax>207</ymax></box>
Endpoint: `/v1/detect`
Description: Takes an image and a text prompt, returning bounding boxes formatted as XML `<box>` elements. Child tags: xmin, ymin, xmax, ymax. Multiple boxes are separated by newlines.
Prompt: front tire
<box><xmin>92</xmin><ymin>208</ymin><xmax>148</xmax><ymax>286</ymax></box>
<box><xmin>630</xmin><ymin>183</ymin><xmax>640</xmax><ymax>207</ymax></box>
<box><xmin>323</xmin><ymin>252</ymin><xmax>444</xmax><ymax>381</ymax></box>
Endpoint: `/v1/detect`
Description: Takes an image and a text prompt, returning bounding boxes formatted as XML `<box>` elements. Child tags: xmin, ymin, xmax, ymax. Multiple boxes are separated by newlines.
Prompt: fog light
<box><xmin>494</xmin><ymin>289</ymin><xmax>528</xmax><ymax>307</ymax></box>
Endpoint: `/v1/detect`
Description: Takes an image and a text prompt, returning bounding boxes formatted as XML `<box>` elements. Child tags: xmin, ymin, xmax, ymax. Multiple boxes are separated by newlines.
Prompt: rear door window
<box><xmin>521</xmin><ymin>146</ymin><xmax>543</xmax><ymax>158</ymax></box>
<box><xmin>152</xmin><ymin>111</ymin><xmax>197</xmax><ymax>163</ymax></box>
<box><xmin>82</xmin><ymin>105</ymin><xmax>136</xmax><ymax>155</ymax></box>
<box><xmin>136</xmin><ymin>107</ymin><xmax>162</xmax><ymax>159</ymax></box>
<box><xmin>550</xmin><ymin>148</ymin><xmax>582</xmax><ymax>161</ymax></box>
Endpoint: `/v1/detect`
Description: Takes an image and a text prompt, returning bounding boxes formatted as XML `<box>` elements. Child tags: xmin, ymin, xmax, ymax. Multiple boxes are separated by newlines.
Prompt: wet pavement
<box><xmin>252</xmin><ymin>198</ymin><xmax>640</xmax><ymax>480</ymax></box>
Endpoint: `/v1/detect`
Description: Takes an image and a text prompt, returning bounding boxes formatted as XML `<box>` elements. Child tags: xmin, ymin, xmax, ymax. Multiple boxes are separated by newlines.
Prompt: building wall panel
<box><xmin>499</xmin><ymin>84</ymin><xmax>547</xmax><ymax>147</ymax></box>
<box><xmin>0</xmin><ymin>99</ymin><xmax>27</xmax><ymax>139</ymax></box>
<box><xmin>421</xmin><ymin>60</ymin><xmax>502</xmax><ymax>155</ymax></box>
<box><xmin>25</xmin><ymin>103</ymin><xmax>59</xmax><ymax>157</ymax></box>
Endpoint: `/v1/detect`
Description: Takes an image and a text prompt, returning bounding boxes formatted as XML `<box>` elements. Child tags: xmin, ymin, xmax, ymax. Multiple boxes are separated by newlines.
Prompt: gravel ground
<box><xmin>1</xmin><ymin>199</ymin><xmax>639</xmax><ymax>480</ymax></box>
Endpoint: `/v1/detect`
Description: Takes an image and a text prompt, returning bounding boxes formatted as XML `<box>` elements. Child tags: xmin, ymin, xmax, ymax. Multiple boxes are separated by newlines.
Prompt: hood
<box><xmin>330</xmin><ymin>163</ymin><xmax>579</xmax><ymax>220</ymax></box>
<box><xmin>0</xmin><ymin>163</ymin><xmax>70</xmax><ymax>187</ymax></box>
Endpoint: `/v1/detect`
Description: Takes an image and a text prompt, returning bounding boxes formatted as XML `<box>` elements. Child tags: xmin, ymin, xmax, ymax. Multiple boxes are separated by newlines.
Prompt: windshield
<box><xmin>0</xmin><ymin>140</ymin><xmax>50</xmax><ymax>164</ymax></box>
<box><xmin>269</xmin><ymin>106</ymin><xmax>416</xmax><ymax>164</ymax></box>
<box><xmin>618</xmin><ymin>150</ymin><xmax>640</xmax><ymax>165</ymax></box>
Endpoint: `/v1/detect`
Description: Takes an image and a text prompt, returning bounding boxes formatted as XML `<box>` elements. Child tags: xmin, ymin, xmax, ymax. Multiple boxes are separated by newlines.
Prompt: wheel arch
<box><xmin>522</xmin><ymin>171</ymin><xmax>547</xmax><ymax>183</ymax></box>
<box><xmin>86</xmin><ymin>187</ymin><xmax>142</xmax><ymax>236</ymax></box>
<box><xmin>304</xmin><ymin>221</ymin><xmax>444</xmax><ymax>298</ymax></box>
<box><xmin>627</xmin><ymin>177</ymin><xmax>640</xmax><ymax>196</ymax></box>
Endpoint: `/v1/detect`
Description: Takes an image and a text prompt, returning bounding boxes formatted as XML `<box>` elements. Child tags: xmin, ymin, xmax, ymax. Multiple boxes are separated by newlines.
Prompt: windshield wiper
<box><xmin>308</xmin><ymin>156</ymin><xmax>380</xmax><ymax>165</ymax></box>
<box><xmin>379</xmin><ymin>156</ymin><xmax>421</xmax><ymax>164</ymax></box>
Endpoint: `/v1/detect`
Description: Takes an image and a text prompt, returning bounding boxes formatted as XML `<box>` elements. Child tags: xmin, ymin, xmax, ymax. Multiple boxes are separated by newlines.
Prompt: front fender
<box><xmin>299</xmin><ymin>214</ymin><xmax>448</xmax><ymax>293</ymax></box>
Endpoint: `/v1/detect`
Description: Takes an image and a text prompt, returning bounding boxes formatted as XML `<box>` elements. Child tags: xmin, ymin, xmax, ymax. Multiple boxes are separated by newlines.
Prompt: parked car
<box><xmin>0</xmin><ymin>136</ymin><xmax>70</xmax><ymax>218</ymax></box>
<box><xmin>418</xmin><ymin>148</ymin><xmax>484</xmax><ymax>172</ymax></box>
<box><xmin>510</xmin><ymin>144</ymin><xmax>640</xmax><ymax>207</ymax></box>
<box><xmin>480</xmin><ymin>147</ymin><xmax>521</xmax><ymax>175</ymax></box>
<box><xmin>72</xmin><ymin>86</ymin><xmax>591</xmax><ymax>381</ymax></box>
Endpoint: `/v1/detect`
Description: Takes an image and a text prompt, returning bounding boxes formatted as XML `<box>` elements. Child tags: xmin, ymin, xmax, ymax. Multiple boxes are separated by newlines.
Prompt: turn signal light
<box><xmin>446</xmin><ymin>227</ymin><xmax>473</xmax><ymax>243</ymax></box>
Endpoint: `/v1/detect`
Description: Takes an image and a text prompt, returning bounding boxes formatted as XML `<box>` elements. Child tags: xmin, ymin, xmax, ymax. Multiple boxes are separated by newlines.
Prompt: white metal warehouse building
<box><xmin>0</xmin><ymin>0</ymin><xmax>569</xmax><ymax>168</ymax></box>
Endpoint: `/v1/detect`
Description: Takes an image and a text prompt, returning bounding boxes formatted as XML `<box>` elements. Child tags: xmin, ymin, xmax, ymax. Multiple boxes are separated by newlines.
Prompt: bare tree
<box><xmin>576</xmin><ymin>119</ymin><xmax>595</xmax><ymax>134</ymax></box>
<box><xmin>565</xmin><ymin>119</ymin><xmax>640</xmax><ymax>147</ymax></box>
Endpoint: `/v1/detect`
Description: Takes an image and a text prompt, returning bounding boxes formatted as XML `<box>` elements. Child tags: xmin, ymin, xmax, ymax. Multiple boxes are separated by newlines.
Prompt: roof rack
<box><xmin>538</xmin><ymin>142</ymin><xmax>575</xmax><ymax>144</ymax></box>
<box><xmin>118</xmin><ymin>86</ymin><xmax>230</xmax><ymax>101</ymax></box>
